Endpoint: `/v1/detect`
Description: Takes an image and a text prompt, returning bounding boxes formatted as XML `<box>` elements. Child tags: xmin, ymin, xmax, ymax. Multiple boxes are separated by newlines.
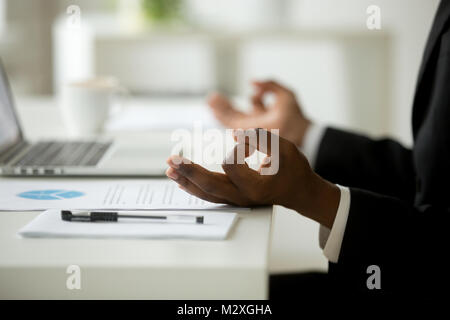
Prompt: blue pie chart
<box><xmin>17</xmin><ymin>190</ymin><xmax>85</xmax><ymax>200</ymax></box>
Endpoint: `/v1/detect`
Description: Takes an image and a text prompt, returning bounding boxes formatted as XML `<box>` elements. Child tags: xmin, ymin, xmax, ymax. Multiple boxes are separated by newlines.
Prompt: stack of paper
<box><xmin>2</xmin><ymin>179</ymin><xmax>243</xmax><ymax>240</ymax></box>
<box><xmin>19</xmin><ymin>209</ymin><xmax>238</xmax><ymax>240</ymax></box>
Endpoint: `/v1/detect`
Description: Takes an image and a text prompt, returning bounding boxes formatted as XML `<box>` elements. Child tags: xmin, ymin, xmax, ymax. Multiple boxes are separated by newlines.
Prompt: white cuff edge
<box><xmin>323</xmin><ymin>185</ymin><xmax>351</xmax><ymax>263</ymax></box>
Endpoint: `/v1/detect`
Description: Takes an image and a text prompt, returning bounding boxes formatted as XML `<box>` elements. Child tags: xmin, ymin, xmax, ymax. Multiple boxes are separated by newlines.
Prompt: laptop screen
<box><xmin>0</xmin><ymin>60</ymin><xmax>22</xmax><ymax>153</ymax></box>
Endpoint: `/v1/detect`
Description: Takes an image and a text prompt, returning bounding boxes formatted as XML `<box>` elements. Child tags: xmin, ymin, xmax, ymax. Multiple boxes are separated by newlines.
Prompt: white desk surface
<box><xmin>0</xmin><ymin>97</ymin><xmax>273</xmax><ymax>299</ymax></box>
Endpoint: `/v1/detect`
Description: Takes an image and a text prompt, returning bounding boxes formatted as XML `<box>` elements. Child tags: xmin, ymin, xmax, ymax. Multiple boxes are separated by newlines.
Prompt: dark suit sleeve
<box><xmin>329</xmin><ymin>187</ymin><xmax>446</xmax><ymax>293</ymax></box>
<box><xmin>315</xmin><ymin>128</ymin><xmax>415</xmax><ymax>202</ymax></box>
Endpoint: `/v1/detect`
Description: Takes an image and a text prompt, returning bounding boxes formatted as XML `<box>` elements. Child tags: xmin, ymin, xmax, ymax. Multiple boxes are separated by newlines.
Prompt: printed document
<box><xmin>0</xmin><ymin>179</ymin><xmax>232</xmax><ymax>211</ymax></box>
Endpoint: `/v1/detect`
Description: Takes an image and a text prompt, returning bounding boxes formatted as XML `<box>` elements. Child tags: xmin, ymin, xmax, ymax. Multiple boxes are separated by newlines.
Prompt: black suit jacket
<box><xmin>315</xmin><ymin>0</ymin><xmax>450</xmax><ymax>295</ymax></box>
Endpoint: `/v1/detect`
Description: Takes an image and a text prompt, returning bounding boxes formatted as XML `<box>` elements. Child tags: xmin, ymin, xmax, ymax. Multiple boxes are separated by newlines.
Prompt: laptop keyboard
<box><xmin>12</xmin><ymin>141</ymin><xmax>112</xmax><ymax>167</ymax></box>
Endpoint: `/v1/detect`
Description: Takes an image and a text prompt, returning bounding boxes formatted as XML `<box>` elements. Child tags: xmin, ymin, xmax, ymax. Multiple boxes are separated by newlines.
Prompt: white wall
<box><xmin>186</xmin><ymin>0</ymin><xmax>286</xmax><ymax>30</ymax></box>
<box><xmin>1</xmin><ymin>0</ymin><xmax>111</xmax><ymax>94</ymax></box>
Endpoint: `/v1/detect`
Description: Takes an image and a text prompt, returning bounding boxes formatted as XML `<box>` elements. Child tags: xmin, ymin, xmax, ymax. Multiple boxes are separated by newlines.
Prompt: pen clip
<box><xmin>61</xmin><ymin>210</ymin><xmax>76</xmax><ymax>221</ymax></box>
<box><xmin>61</xmin><ymin>210</ymin><xmax>118</xmax><ymax>222</ymax></box>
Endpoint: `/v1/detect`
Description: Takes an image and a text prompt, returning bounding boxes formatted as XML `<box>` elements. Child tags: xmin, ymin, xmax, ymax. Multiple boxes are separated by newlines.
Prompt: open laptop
<box><xmin>0</xmin><ymin>60</ymin><xmax>169</xmax><ymax>177</ymax></box>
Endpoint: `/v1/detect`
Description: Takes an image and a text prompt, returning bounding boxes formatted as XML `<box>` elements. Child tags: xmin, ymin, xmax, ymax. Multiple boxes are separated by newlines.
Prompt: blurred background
<box><xmin>0</xmin><ymin>0</ymin><xmax>441</xmax><ymax>273</ymax></box>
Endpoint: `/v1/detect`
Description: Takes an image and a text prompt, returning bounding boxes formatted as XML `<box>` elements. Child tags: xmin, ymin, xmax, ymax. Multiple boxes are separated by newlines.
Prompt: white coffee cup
<box><xmin>60</xmin><ymin>77</ymin><xmax>126</xmax><ymax>137</ymax></box>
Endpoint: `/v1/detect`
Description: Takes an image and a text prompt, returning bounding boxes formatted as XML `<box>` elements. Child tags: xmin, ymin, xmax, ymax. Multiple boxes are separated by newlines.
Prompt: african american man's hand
<box><xmin>166</xmin><ymin>129</ymin><xmax>340</xmax><ymax>229</ymax></box>
<box><xmin>208</xmin><ymin>81</ymin><xmax>311</xmax><ymax>147</ymax></box>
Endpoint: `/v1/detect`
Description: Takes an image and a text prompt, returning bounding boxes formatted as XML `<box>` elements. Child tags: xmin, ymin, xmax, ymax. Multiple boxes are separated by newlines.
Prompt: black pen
<box><xmin>61</xmin><ymin>210</ymin><xmax>204</xmax><ymax>224</ymax></box>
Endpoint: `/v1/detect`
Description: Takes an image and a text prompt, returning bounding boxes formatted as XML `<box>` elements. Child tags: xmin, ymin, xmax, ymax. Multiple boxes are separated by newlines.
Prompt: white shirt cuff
<box><xmin>300</xmin><ymin>123</ymin><xmax>351</xmax><ymax>263</ymax></box>
<box><xmin>320</xmin><ymin>185</ymin><xmax>351</xmax><ymax>263</ymax></box>
<box><xmin>300</xmin><ymin>123</ymin><xmax>326</xmax><ymax>168</ymax></box>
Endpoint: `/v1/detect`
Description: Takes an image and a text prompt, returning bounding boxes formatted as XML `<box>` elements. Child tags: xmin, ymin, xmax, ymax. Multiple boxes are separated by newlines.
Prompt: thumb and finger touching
<box><xmin>224</xmin><ymin>128</ymin><xmax>285</xmax><ymax>191</ymax></box>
